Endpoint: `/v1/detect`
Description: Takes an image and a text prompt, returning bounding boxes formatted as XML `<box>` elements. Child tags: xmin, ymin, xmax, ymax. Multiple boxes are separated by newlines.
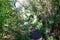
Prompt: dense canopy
<box><xmin>0</xmin><ymin>0</ymin><xmax>60</xmax><ymax>40</ymax></box>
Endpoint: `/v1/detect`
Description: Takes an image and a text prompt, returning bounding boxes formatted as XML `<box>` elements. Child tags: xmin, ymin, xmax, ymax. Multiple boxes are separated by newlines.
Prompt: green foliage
<box><xmin>0</xmin><ymin>0</ymin><xmax>60</xmax><ymax>40</ymax></box>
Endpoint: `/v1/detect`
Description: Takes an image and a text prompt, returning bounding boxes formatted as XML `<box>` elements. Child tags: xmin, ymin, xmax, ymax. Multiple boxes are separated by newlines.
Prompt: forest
<box><xmin>0</xmin><ymin>0</ymin><xmax>60</xmax><ymax>40</ymax></box>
